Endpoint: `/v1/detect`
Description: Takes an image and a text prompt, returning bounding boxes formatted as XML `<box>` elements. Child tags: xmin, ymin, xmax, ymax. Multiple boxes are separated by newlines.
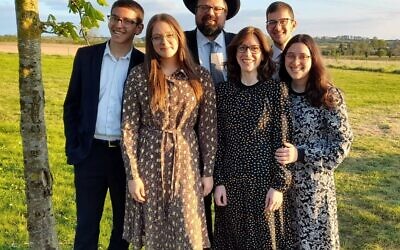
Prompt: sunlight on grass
<box><xmin>0</xmin><ymin>52</ymin><xmax>399</xmax><ymax>249</ymax></box>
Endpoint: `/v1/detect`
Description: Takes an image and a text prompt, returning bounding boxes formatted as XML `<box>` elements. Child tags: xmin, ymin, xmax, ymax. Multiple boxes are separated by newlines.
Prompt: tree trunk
<box><xmin>14</xmin><ymin>0</ymin><xmax>59</xmax><ymax>249</ymax></box>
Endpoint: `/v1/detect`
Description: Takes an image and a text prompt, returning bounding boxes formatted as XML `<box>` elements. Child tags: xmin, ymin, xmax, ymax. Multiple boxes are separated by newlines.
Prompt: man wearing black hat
<box><xmin>183</xmin><ymin>0</ymin><xmax>240</xmax><ymax>244</ymax></box>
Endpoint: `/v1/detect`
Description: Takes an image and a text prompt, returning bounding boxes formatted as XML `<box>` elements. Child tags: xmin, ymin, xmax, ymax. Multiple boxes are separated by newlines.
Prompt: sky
<box><xmin>1</xmin><ymin>0</ymin><xmax>400</xmax><ymax>40</ymax></box>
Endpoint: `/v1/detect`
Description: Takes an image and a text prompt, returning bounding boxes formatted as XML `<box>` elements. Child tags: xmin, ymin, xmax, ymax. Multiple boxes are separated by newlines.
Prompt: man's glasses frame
<box><xmin>266</xmin><ymin>18</ymin><xmax>293</xmax><ymax>28</ymax></box>
<box><xmin>196</xmin><ymin>5</ymin><xmax>226</xmax><ymax>15</ymax></box>
<box><xmin>107</xmin><ymin>14</ymin><xmax>138</xmax><ymax>27</ymax></box>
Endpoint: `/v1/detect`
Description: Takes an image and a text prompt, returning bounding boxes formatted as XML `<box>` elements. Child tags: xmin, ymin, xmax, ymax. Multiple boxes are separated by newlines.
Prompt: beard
<box><xmin>196</xmin><ymin>15</ymin><xmax>224</xmax><ymax>37</ymax></box>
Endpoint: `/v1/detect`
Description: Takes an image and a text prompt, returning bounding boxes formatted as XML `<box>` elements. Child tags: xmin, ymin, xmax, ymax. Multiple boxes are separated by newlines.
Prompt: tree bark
<box><xmin>14</xmin><ymin>0</ymin><xmax>59</xmax><ymax>249</ymax></box>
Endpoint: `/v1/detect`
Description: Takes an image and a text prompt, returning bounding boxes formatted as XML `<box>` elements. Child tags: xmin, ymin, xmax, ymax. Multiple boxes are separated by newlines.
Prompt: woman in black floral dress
<box><xmin>213</xmin><ymin>26</ymin><xmax>293</xmax><ymax>249</ymax></box>
<box><xmin>275</xmin><ymin>34</ymin><xmax>353</xmax><ymax>249</ymax></box>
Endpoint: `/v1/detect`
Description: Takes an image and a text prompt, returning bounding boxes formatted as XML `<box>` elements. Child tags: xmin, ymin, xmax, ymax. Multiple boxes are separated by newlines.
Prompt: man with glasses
<box><xmin>183</xmin><ymin>0</ymin><xmax>240</xmax><ymax>244</ymax></box>
<box><xmin>266</xmin><ymin>1</ymin><xmax>297</xmax><ymax>79</ymax></box>
<box><xmin>63</xmin><ymin>1</ymin><xmax>144</xmax><ymax>249</ymax></box>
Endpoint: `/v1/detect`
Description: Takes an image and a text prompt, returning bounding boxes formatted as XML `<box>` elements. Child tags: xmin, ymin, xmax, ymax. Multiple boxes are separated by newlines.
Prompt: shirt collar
<box><xmin>196</xmin><ymin>29</ymin><xmax>225</xmax><ymax>48</ymax></box>
<box><xmin>104</xmin><ymin>40</ymin><xmax>132</xmax><ymax>60</ymax></box>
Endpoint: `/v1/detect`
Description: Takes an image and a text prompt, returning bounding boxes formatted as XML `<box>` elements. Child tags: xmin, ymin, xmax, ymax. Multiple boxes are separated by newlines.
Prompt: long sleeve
<box><xmin>214</xmin><ymin>84</ymin><xmax>227</xmax><ymax>186</ymax></box>
<box><xmin>63</xmin><ymin>48</ymin><xmax>83</xmax><ymax>155</ymax></box>
<box><xmin>299</xmin><ymin>88</ymin><xmax>353</xmax><ymax>171</ymax></box>
<box><xmin>270</xmin><ymin>81</ymin><xmax>292</xmax><ymax>192</ymax></box>
<box><xmin>121</xmin><ymin>66</ymin><xmax>142</xmax><ymax>180</ymax></box>
<box><xmin>197</xmin><ymin>68</ymin><xmax>217</xmax><ymax>177</ymax></box>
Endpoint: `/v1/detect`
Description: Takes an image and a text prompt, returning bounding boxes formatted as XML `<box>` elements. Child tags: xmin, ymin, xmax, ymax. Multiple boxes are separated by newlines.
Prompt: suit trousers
<box><xmin>73</xmin><ymin>139</ymin><xmax>129</xmax><ymax>250</ymax></box>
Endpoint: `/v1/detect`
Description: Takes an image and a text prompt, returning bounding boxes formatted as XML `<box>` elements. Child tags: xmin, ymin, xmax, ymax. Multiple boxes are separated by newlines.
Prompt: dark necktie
<box><xmin>209</xmin><ymin>41</ymin><xmax>225</xmax><ymax>86</ymax></box>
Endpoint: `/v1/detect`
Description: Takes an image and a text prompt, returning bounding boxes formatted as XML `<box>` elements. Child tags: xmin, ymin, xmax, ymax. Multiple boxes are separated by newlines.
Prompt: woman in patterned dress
<box><xmin>121</xmin><ymin>13</ymin><xmax>217</xmax><ymax>249</ymax></box>
<box><xmin>213</xmin><ymin>26</ymin><xmax>293</xmax><ymax>249</ymax></box>
<box><xmin>275</xmin><ymin>34</ymin><xmax>353</xmax><ymax>249</ymax></box>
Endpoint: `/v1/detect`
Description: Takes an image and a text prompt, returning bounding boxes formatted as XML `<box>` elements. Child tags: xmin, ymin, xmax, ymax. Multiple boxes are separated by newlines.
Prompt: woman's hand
<box><xmin>214</xmin><ymin>185</ymin><xmax>227</xmax><ymax>206</ymax></box>
<box><xmin>128</xmin><ymin>178</ymin><xmax>146</xmax><ymax>203</ymax></box>
<box><xmin>202</xmin><ymin>176</ymin><xmax>214</xmax><ymax>197</ymax></box>
<box><xmin>275</xmin><ymin>142</ymin><xmax>298</xmax><ymax>165</ymax></box>
<box><xmin>265</xmin><ymin>188</ymin><xmax>283</xmax><ymax>212</ymax></box>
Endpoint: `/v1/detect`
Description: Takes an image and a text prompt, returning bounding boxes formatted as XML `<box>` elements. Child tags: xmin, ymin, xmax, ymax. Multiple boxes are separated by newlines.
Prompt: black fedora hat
<box><xmin>183</xmin><ymin>0</ymin><xmax>240</xmax><ymax>20</ymax></box>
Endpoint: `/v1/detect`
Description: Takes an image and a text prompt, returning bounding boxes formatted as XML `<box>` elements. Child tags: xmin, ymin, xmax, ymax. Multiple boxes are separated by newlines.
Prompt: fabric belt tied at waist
<box><xmin>142</xmin><ymin>126</ymin><xmax>190</xmax><ymax>203</ymax></box>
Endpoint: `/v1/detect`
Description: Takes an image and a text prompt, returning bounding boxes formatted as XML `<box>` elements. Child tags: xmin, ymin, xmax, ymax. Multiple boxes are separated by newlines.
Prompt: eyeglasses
<box><xmin>107</xmin><ymin>14</ymin><xmax>138</xmax><ymax>27</ymax></box>
<box><xmin>196</xmin><ymin>5</ymin><xmax>226</xmax><ymax>15</ymax></box>
<box><xmin>285</xmin><ymin>52</ymin><xmax>311</xmax><ymax>62</ymax></box>
<box><xmin>237</xmin><ymin>45</ymin><xmax>261</xmax><ymax>54</ymax></box>
<box><xmin>266</xmin><ymin>18</ymin><xmax>293</xmax><ymax>28</ymax></box>
<box><xmin>151</xmin><ymin>32</ymin><xmax>177</xmax><ymax>44</ymax></box>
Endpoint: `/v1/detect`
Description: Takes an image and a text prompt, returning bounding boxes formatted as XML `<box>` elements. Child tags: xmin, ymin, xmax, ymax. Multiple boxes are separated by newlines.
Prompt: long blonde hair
<box><xmin>144</xmin><ymin>13</ymin><xmax>203</xmax><ymax>112</ymax></box>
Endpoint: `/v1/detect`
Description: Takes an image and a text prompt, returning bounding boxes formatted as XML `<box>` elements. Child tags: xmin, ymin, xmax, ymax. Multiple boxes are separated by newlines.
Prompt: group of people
<box><xmin>63</xmin><ymin>0</ymin><xmax>353</xmax><ymax>249</ymax></box>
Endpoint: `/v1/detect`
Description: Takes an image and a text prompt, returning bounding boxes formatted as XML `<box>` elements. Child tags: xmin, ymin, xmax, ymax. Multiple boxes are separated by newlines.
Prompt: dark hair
<box><xmin>227</xmin><ymin>26</ymin><xmax>274</xmax><ymax>83</ymax></box>
<box><xmin>266</xmin><ymin>1</ymin><xmax>295</xmax><ymax>20</ymax></box>
<box><xmin>111</xmin><ymin>0</ymin><xmax>144</xmax><ymax>24</ymax></box>
<box><xmin>279</xmin><ymin>34</ymin><xmax>336</xmax><ymax>108</ymax></box>
<box><xmin>144</xmin><ymin>13</ymin><xmax>203</xmax><ymax>112</ymax></box>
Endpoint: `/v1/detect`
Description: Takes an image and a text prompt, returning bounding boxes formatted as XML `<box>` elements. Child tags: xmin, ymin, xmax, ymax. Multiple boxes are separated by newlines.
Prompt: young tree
<box><xmin>14</xmin><ymin>0</ymin><xmax>106</xmax><ymax>248</ymax></box>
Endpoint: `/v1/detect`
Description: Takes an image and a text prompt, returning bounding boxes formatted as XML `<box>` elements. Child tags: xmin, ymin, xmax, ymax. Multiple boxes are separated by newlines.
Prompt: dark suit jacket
<box><xmin>63</xmin><ymin>42</ymin><xmax>144</xmax><ymax>165</ymax></box>
<box><xmin>184</xmin><ymin>29</ymin><xmax>236</xmax><ymax>64</ymax></box>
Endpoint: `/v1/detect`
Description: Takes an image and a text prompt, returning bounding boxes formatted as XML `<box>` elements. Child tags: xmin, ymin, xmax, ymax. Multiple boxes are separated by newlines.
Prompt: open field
<box><xmin>0</xmin><ymin>41</ymin><xmax>145</xmax><ymax>55</ymax></box>
<box><xmin>325</xmin><ymin>57</ymin><xmax>400</xmax><ymax>74</ymax></box>
<box><xmin>0</xmin><ymin>42</ymin><xmax>82</xmax><ymax>56</ymax></box>
<box><xmin>0</xmin><ymin>51</ymin><xmax>399</xmax><ymax>249</ymax></box>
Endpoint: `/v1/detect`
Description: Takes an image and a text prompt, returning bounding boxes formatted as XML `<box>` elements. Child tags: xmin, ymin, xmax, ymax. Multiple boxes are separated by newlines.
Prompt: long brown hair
<box><xmin>226</xmin><ymin>26</ymin><xmax>275</xmax><ymax>83</ymax></box>
<box><xmin>279</xmin><ymin>34</ymin><xmax>336</xmax><ymax>108</ymax></box>
<box><xmin>144</xmin><ymin>13</ymin><xmax>203</xmax><ymax>112</ymax></box>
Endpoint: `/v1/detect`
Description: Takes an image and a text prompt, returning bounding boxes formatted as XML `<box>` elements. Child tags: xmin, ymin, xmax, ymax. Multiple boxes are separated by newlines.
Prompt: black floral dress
<box><xmin>287</xmin><ymin>87</ymin><xmax>353</xmax><ymax>249</ymax></box>
<box><xmin>213</xmin><ymin>80</ymin><xmax>293</xmax><ymax>249</ymax></box>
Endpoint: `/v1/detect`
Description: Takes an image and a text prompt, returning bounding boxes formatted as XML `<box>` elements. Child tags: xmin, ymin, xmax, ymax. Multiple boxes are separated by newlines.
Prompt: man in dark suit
<box><xmin>183</xmin><ymin>0</ymin><xmax>241</xmax><ymax>243</ymax></box>
<box><xmin>63</xmin><ymin>1</ymin><xmax>144</xmax><ymax>249</ymax></box>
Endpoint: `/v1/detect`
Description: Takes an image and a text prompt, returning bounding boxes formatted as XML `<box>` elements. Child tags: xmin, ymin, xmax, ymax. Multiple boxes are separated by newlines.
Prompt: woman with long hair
<box><xmin>121</xmin><ymin>13</ymin><xmax>217</xmax><ymax>249</ymax></box>
<box><xmin>213</xmin><ymin>26</ymin><xmax>293</xmax><ymax>249</ymax></box>
<box><xmin>276</xmin><ymin>34</ymin><xmax>353</xmax><ymax>249</ymax></box>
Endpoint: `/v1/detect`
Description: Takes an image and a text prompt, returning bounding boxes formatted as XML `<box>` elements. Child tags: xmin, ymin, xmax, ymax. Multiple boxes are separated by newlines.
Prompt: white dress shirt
<box><xmin>94</xmin><ymin>41</ymin><xmax>132</xmax><ymax>141</ymax></box>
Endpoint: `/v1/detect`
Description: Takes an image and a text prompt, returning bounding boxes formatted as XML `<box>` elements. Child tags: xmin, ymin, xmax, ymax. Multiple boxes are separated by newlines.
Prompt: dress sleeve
<box><xmin>270</xmin><ymin>81</ymin><xmax>292</xmax><ymax>192</ymax></box>
<box><xmin>197</xmin><ymin>67</ymin><xmax>218</xmax><ymax>177</ymax></box>
<box><xmin>121</xmin><ymin>66</ymin><xmax>142</xmax><ymax>180</ymax></box>
<box><xmin>301</xmin><ymin>87</ymin><xmax>353</xmax><ymax>171</ymax></box>
<box><xmin>214</xmin><ymin>84</ymin><xmax>227</xmax><ymax>186</ymax></box>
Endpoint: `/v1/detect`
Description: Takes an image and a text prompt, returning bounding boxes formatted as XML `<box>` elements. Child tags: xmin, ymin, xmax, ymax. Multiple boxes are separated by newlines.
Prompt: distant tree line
<box><xmin>316</xmin><ymin>36</ymin><xmax>400</xmax><ymax>58</ymax></box>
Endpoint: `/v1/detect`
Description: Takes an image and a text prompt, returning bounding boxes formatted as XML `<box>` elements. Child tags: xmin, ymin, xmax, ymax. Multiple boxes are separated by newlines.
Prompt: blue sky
<box><xmin>1</xmin><ymin>0</ymin><xmax>399</xmax><ymax>39</ymax></box>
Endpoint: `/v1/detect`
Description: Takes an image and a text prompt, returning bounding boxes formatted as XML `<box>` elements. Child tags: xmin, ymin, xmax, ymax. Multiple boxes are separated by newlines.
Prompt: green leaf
<box><xmin>91</xmin><ymin>8</ymin><xmax>105</xmax><ymax>21</ymax></box>
<box><xmin>97</xmin><ymin>0</ymin><xmax>108</xmax><ymax>6</ymax></box>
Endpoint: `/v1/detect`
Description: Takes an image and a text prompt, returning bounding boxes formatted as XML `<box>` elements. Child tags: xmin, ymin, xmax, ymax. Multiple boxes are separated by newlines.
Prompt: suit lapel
<box><xmin>187</xmin><ymin>29</ymin><xmax>200</xmax><ymax>64</ymax></box>
<box><xmin>92</xmin><ymin>43</ymin><xmax>106</xmax><ymax>102</ymax></box>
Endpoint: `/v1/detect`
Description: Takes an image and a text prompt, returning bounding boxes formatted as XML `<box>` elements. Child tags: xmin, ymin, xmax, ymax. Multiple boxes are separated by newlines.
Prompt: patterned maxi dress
<box><xmin>213</xmin><ymin>80</ymin><xmax>293</xmax><ymax>250</ymax></box>
<box><xmin>287</xmin><ymin>87</ymin><xmax>353</xmax><ymax>249</ymax></box>
<box><xmin>121</xmin><ymin>64</ymin><xmax>217</xmax><ymax>249</ymax></box>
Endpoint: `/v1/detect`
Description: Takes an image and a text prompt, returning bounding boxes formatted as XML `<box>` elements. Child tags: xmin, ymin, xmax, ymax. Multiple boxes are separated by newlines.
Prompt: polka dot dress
<box><xmin>121</xmin><ymin>64</ymin><xmax>217</xmax><ymax>249</ymax></box>
<box><xmin>213</xmin><ymin>79</ymin><xmax>293</xmax><ymax>249</ymax></box>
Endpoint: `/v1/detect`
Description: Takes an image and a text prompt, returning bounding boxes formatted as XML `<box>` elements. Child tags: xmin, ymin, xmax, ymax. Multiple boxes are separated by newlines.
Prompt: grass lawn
<box><xmin>0</xmin><ymin>52</ymin><xmax>399</xmax><ymax>249</ymax></box>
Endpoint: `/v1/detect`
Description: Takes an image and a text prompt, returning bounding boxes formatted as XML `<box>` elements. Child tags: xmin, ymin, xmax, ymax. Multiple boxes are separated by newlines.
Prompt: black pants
<box><xmin>73</xmin><ymin>139</ymin><xmax>129</xmax><ymax>250</ymax></box>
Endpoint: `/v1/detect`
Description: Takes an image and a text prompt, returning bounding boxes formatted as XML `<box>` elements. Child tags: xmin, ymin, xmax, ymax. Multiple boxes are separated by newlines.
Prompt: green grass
<box><xmin>325</xmin><ymin>57</ymin><xmax>400</xmax><ymax>74</ymax></box>
<box><xmin>0</xmin><ymin>53</ymin><xmax>399</xmax><ymax>249</ymax></box>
